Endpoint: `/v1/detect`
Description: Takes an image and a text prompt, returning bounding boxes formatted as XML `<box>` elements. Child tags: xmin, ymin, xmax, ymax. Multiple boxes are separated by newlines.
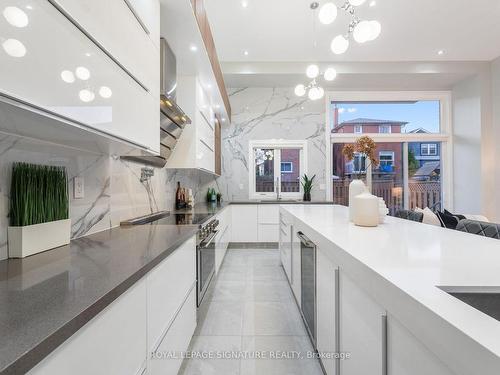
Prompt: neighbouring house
<box><xmin>407</xmin><ymin>128</ymin><xmax>441</xmax><ymax>169</ymax></box>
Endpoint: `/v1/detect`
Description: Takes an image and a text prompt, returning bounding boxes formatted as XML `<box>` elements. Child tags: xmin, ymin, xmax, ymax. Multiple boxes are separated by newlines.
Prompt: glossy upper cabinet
<box><xmin>0</xmin><ymin>0</ymin><xmax>159</xmax><ymax>152</ymax></box>
<box><xmin>51</xmin><ymin>0</ymin><xmax>160</xmax><ymax>94</ymax></box>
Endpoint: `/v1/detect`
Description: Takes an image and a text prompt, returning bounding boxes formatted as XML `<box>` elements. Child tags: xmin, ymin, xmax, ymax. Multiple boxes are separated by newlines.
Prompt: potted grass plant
<box><xmin>8</xmin><ymin>163</ymin><xmax>70</xmax><ymax>258</ymax></box>
<box><xmin>301</xmin><ymin>174</ymin><xmax>316</xmax><ymax>201</ymax></box>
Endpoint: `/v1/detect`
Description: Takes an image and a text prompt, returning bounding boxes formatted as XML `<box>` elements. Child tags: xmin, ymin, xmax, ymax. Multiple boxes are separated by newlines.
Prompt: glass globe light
<box><xmin>324</xmin><ymin>67</ymin><xmax>337</xmax><ymax>81</ymax></box>
<box><xmin>349</xmin><ymin>0</ymin><xmax>366</xmax><ymax>6</ymax></box>
<box><xmin>306</xmin><ymin>64</ymin><xmax>319</xmax><ymax>79</ymax></box>
<box><xmin>308</xmin><ymin>87</ymin><xmax>318</xmax><ymax>101</ymax></box>
<box><xmin>353</xmin><ymin>20</ymin><xmax>372</xmax><ymax>43</ymax></box>
<box><xmin>294</xmin><ymin>84</ymin><xmax>306</xmax><ymax>97</ymax></box>
<box><xmin>330</xmin><ymin>35</ymin><xmax>349</xmax><ymax>55</ymax></box>
<box><xmin>369</xmin><ymin>20</ymin><xmax>381</xmax><ymax>40</ymax></box>
<box><xmin>318</xmin><ymin>2</ymin><xmax>337</xmax><ymax>25</ymax></box>
<box><xmin>79</xmin><ymin>89</ymin><xmax>95</xmax><ymax>103</ymax></box>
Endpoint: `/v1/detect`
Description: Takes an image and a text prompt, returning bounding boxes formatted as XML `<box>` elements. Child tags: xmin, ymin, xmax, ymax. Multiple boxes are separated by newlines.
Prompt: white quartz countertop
<box><xmin>282</xmin><ymin>205</ymin><xmax>500</xmax><ymax>366</ymax></box>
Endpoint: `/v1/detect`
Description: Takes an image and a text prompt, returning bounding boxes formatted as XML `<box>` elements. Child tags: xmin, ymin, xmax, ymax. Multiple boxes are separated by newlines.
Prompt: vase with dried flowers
<box><xmin>341</xmin><ymin>136</ymin><xmax>380</xmax><ymax>222</ymax></box>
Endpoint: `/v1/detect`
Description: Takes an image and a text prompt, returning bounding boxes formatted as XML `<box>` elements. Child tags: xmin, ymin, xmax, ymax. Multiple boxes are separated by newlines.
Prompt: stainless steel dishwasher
<box><xmin>298</xmin><ymin>231</ymin><xmax>316</xmax><ymax>347</ymax></box>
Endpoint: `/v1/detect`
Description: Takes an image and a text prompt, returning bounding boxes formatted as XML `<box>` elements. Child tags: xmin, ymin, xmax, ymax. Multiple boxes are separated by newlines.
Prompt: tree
<box><xmin>408</xmin><ymin>148</ymin><xmax>420</xmax><ymax>175</ymax></box>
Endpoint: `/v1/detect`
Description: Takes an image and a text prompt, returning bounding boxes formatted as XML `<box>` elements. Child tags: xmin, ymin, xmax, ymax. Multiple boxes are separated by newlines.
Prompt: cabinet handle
<box><xmin>334</xmin><ymin>267</ymin><xmax>340</xmax><ymax>375</ymax></box>
<box><xmin>290</xmin><ymin>225</ymin><xmax>294</xmax><ymax>284</ymax></box>
<box><xmin>382</xmin><ymin>314</ymin><xmax>388</xmax><ymax>375</ymax></box>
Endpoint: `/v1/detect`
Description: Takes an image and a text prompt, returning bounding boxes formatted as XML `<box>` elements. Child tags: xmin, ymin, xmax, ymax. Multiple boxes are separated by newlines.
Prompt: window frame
<box><xmin>249</xmin><ymin>140</ymin><xmax>308</xmax><ymax>200</ymax></box>
<box><xmin>354</xmin><ymin>125</ymin><xmax>363</xmax><ymax>134</ymax></box>
<box><xmin>325</xmin><ymin>91</ymin><xmax>452</xmax><ymax>210</ymax></box>
<box><xmin>421</xmin><ymin>143</ymin><xmax>438</xmax><ymax>156</ymax></box>
<box><xmin>378</xmin><ymin>124</ymin><xmax>392</xmax><ymax>134</ymax></box>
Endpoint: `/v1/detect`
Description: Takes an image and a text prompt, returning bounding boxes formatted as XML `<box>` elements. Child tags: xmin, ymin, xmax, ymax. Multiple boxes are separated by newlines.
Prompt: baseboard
<box><xmin>228</xmin><ymin>242</ymin><xmax>278</xmax><ymax>249</ymax></box>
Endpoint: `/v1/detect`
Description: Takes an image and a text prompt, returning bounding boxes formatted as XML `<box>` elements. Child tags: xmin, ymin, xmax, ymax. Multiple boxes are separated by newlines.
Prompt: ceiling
<box><xmin>205</xmin><ymin>0</ymin><xmax>500</xmax><ymax>63</ymax></box>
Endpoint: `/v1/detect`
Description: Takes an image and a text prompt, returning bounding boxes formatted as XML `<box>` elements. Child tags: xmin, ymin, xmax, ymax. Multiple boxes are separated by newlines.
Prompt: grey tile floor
<box><xmin>179</xmin><ymin>248</ymin><xmax>324</xmax><ymax>375</ymax></box>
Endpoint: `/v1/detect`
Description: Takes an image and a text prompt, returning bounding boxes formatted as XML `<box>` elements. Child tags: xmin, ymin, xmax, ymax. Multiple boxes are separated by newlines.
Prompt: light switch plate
<box><xmin>73</xmin><ymin>177</ymin><xmax>84</xmax><ymax>199</ymax></box>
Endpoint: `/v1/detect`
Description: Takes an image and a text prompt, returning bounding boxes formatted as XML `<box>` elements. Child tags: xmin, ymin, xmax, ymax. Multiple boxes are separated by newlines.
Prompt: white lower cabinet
<box><xmin>147</xmin><ymin>237</ymin><xmax>196</xmax><ymax>349</ymax></box>
<box><xmin>387</xmin><ymin>315</ymin><xmax>455</xmax><ymax>375</ymax></box>
<box><xmin>316</xmin><ymin>247</ymin><xmax>339</xmax><ymax>375</ymax></box>
<box><xmin>340</xmin><ymin>273</ymin><xmax>387</xmax><ymax>375</ymax></box>
<box><xmin>29</xmin><ymin>279</ymin><xmax>148</xmax><ymax>375</ymax></box>
<box><xmin>149</xmin><ymin>287</ymin><xmax>197</xmax><ymax>375</ymax></box>
<box><xmin>231</xmin><ymin>205</ymin><xmax>258</xmax><ymax>242</ymax></box>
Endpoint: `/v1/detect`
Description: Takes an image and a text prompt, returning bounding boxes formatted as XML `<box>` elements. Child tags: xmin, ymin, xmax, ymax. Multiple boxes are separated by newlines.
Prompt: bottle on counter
<box><xmin>176</xmin><ymin>182</ymin><xmax>187</xmax><ymax>210</ymax></box>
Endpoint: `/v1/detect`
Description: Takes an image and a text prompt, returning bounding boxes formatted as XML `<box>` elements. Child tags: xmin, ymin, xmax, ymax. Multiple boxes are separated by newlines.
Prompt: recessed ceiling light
<box><xmin>26</xmin><ymin>5</ymin><xmax>33</xmax><ymax>10</ymax></box>
<box><xmin>99</xmin><ymin>86</ymin><xmax>113</xmax><ymax>99</ymax></box>
<box><xmin>215</xmin><ymin>104</ymin><xmax>221</xmax><ymax>109</ymax></box>
<box><xmin>244</xmin><ymin>50</ymin><xmax>249</xmax><ymax>56</ymax></box>
<box><xmin>79</xmin><ymin>89</ymin><xmax>95</xmax><ymax>103</ymax></box>
<box><xmin>438</xmin><ymin>50</ymin><xmax>444</xmax><ymax>55</ymax></box>
<box><xmin>85</xmin><ymin>52</ymin><xmax>91</xmax><ymax>57</ymax></box>
<box><xmin>207</xmin><ymin>84</ymin><xmax>212</xmax><ymax>89</ymax></box>
<box><xmin>241</xmin><ymin>1</ymin><xmax>248</xmax><ymax>8</ymax></box>
<box><xmin>190</xmin><ymin>45</ymin><xmax>197</xmax><ymax>52</ymax></box>
<box><xmin>369</xmin><ymin>1</ymin><xmax>376</xmax><ymax>6</ymax></box>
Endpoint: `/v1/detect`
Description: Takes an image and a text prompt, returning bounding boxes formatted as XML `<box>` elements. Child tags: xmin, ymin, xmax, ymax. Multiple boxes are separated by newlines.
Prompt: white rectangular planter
<box><xmin>8</xmin><ymin>219</ymin><xmax>71</xmax><ymax>258</ymax></box>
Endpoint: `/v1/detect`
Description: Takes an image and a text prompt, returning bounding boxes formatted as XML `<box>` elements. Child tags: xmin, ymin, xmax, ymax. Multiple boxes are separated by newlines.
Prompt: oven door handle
<box><xmin>200</xmin><ymin>230</ymin><xmax>219</xmax><ymax>248</ymax></box>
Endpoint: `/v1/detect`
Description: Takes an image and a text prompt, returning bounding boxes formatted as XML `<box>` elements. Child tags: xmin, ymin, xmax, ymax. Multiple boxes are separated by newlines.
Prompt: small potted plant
<box><xmin>301</xmin><ymin>174</ymin><xmax>316</xmax><ymax>201</ymax></box>
<box><xmin>8</xmin><ymin>163</ymin><xmax>71</xmax><ymax>258</ymax></box>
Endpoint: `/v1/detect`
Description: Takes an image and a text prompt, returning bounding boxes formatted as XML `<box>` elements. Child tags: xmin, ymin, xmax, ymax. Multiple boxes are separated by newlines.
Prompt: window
<box><xmin>354</xmin><ymin>125</ymin><xmax>363</xmax><ymax>134</ymax></box>
<box><xmin>379</xmin><ymin>151</ymin><xmax>394</xmax><ymax>172</ymax></box>
<box><xmin>329</xmin><ymin>92</ymin><xmax>451</xmax><ymax>214</ymax></box>
<box><xmin>421</xmin><ymin>143</ymin><xmax>437</xmax><ymax>156</ymax></box>
<box><xmin>281</xmin><ymin>162</ymin><xmax>293</xmax><ymax>173</ymax></box>
<box><xmin>250</xmin><ymin>141</ymin><xmax>307</xmax><ymax>199</ymax></box>
<box><xmin>378</xmin><ymin>125</ymin><xmax>391</xmax><ymax>134</ymax></box>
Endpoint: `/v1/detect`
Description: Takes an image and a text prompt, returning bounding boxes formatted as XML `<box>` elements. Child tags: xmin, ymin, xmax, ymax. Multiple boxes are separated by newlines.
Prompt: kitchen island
<box><xmin>280</xmin><ymin>204</ymin><xmax>500</xmax><ymax>375</ymax></box>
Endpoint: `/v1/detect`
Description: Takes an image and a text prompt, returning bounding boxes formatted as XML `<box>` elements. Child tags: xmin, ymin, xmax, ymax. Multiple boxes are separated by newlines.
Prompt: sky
<box><xmin>331</xmin><ymin>101</ymin><xmax>441</xmax><ymax>133</ymax></box>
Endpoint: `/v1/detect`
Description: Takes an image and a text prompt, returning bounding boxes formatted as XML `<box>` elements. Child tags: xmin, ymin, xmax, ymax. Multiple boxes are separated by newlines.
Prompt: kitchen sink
<box><xmin>447</xmin><ymin>292</ymin><xmax>500</xmax><ymax>322</ymax></box>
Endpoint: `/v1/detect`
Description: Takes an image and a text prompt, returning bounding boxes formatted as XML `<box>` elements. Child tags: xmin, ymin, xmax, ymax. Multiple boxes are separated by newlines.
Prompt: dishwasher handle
<box><xmin>297</xmin><ymin>231</ymin><xmax>315</xmax><ymax>248</ymax></box>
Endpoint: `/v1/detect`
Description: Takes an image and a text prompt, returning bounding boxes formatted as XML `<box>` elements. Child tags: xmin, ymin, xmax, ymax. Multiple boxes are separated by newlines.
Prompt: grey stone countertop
<box><xmin>0</xmin><ymin>224</ymin><xmax>198</xmax><ymax>374</ymax></box>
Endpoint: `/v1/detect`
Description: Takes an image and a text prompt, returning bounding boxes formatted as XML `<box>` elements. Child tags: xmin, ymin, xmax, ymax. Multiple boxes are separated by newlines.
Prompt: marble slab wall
<box><xmin>221</xmin><ymin>87</ymin><xmax>327</xmax><ymax>201</ymax></box>
<box><xmin>0</xmin><ymin>133</ymin><xmax>219</xmax><ymax>261</ymax></box>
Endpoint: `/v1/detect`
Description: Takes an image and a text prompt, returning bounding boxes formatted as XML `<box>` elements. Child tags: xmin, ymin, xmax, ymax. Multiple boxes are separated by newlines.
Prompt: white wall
<box><xmin>451</xmin><ymin>77</ymin><xmax>482</xmax><ymax>214</ymax></box>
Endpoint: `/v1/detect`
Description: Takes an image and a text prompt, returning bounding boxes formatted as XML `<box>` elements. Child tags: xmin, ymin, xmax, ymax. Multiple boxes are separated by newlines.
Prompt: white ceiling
<box><xmin>205</xmin><ymin>0</ymin><xmax>500</xmax><ymax>63</ymax></box>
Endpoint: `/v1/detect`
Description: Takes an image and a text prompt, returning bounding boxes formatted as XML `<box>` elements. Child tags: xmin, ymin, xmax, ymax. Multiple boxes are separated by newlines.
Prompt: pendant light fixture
<box><xmin>318</xmin><ymin>0</ymin><xmax>381</xmax><ymax>55</ymax></box>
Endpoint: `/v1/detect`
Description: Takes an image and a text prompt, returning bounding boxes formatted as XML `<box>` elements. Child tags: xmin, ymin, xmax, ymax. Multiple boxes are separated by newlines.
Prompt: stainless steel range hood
<box><xmin>122</xmin><ymin>38</ymin><xmax>190</xmax><ymax>168</ymax></box>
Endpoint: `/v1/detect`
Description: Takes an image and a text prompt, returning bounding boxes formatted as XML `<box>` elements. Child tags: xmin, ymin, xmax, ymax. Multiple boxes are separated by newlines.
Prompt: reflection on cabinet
<box><xmin>291</xmin><ymin>227</ymin><xmax>302</xmax><ymax>304</ymax></box>
<box><xmin>52</xmin><ymin>0</ymin><xmax>160</xmax><ymax>93</ymax></box>
<box><xmin>167</xmin><ymin>76</ymin><xmax>215</xmax><ymax>173</ymax></box>
<box><xmin>0</xmin><ymin>0</ymin><xmax>159</xmax><ymax>153</ymax></box>
<box><xmin>279</xmin><ymin>214</ymin><xmax>292</xmax><ymax>283</ymax></box>
<box><xmin>340</xmin><ymin>272</ymin><xmax>387</xmax><ymax>375</ymax></box>
<box><xmin>316</xmin><ymin>247</ymin><xmax>339</xmax><ymax>375</ymax></box>
<box><xmin>387</xmin><ymin>315</ymin><xmax>455</xmax><ymax>375</ymax></box>
<box><xmin>29</xmin><ymin>280</ymin><xmax>148</xmax><ymax>375</ymax></box>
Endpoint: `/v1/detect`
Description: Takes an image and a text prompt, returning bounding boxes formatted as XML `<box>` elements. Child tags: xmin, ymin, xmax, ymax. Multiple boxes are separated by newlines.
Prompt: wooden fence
<box><xmin>332</xmin><ymin>179</ymin><xmax>441</xmax><ymax>214</ymax></box>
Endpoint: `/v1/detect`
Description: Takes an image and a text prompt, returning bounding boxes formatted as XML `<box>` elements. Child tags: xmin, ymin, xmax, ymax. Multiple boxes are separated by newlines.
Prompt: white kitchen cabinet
<box><xmin>167</xmin><ymin>76</ymin><xmax>216</xmax><ymax>173</ymax></box>
<box><xmin>0</xmin><ymin>0</ymin><xmax>159</xmax><ymax>153</ymax></box>
<box><xmin>258</xmin><ymin>205</ymin><xmax>280</xmax><ymax>224</ymax></box>
<box><xmin>52</xmin><ymin>0</ymin><xmax>160</xmax><ymax>94</ymax></box>
<box><xmin>387</xmin><ymin>315</ymin><xmax>456</xmax><ymax>375</ymax></box>
<box><xmin>316</xmin><ymin>247</ymin><xmax>339</xmax><ymax>375</ymax></box>
<box><xmin>29</xmin><ymin>279</ymin><xmax>148</xmax><ymax>375</ymax></box>
<box><xmin>258</xmin><ymin>224</ymin><xmax>279</xmax><ymax>242</ymax></box>
<box><xmin>149</xmin><ymin>287</ymin><xmax>197</xmax><ymax>375</ymax></box>
<box><xmin>340</xmin><ymin>272</ymin><xmax>387</xmax><ymax>375</ymax></box>
<box><xmin>147</xmin><ymin>236</ymin><xmax>196</xmax><ymax>350</ymax></box>
<box><xmin>230</xmin><ymin>205</ymin><xmax>258</xmax><ymax>243</ymax></box>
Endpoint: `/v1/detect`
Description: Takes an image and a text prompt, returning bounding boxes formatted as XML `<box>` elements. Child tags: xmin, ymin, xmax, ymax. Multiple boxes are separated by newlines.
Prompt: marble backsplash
<box><xmin>220</xmin><ymin>87</ymin><xmax>327</xmax><ymax>201</ymax></box>
<box><xmin>0</xmin><ymin>133</ymin><xmax>220</xmax><ymax>260</ymax></box>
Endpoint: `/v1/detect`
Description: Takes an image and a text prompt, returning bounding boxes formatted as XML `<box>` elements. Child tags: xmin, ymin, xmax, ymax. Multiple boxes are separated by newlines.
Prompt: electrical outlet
<box><xmin>74</xmin><ymin>177</ymin><xmax>84</xmax><ymax>199</ymax></box>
